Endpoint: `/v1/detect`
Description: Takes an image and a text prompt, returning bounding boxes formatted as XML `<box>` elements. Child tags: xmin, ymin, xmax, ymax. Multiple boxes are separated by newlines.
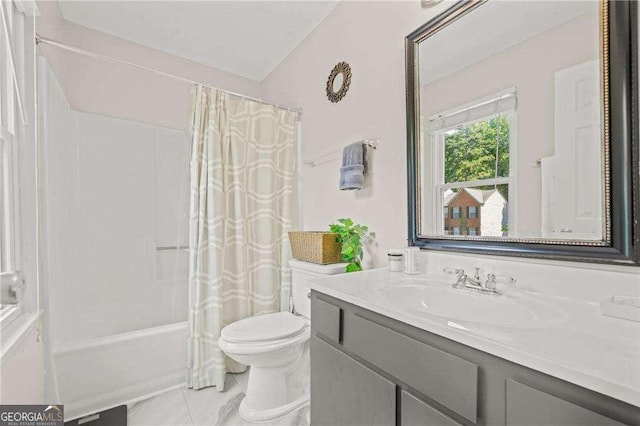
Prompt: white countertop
<box><xmin>309</xmin><ymin>268</ymin><xmax>640</xmax><ymax>407</ymax></box>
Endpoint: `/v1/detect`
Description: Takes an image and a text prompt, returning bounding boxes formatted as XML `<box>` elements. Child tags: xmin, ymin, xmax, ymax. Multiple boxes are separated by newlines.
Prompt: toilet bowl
<box><xmin>218</xmin><ymin>259</ymin><xmax>346</xmax><ymax>422</ymax></box>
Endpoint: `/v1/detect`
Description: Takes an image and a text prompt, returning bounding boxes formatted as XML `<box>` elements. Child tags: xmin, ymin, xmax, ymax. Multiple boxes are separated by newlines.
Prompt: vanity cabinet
<box><xmin>310</xmin><ymin>292</ymin><xmax>640</xmax><ymax>426</ymax></box>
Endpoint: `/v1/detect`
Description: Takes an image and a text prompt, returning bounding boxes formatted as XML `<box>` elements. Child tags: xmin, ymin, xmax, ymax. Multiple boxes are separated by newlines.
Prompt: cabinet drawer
<box><xmin>311</xmin><ymin>296</ymin><xmax>342</xmax><ymax>343</ymax></box>
<box><xmin>401</xmin><ymin>391</ymin><xmax>462</xmax><ymax>426</ymax></box>
<box><xmin>345</xmin><ymin>314</ymin><xmax>478</xmax><ymax>423</ymax></box>
<box><xmin>506</xmin><ymin>380</ymin><xmax>625</xmax><ymax>426</ymax></box>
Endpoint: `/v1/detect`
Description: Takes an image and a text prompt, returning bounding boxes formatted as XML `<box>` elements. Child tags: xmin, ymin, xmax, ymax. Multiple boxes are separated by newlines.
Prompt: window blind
<box><xmin>429</xmin><ymin>89</ymin><xmax>517</xmax><ymax>132</ymax></box>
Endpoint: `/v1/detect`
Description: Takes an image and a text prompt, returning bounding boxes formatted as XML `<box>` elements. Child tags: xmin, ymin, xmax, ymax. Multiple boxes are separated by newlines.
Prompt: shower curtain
<box><xmin>186</xmin><ymin>85</ymin><xmax>299</xmax><ymax>390</ymax></box>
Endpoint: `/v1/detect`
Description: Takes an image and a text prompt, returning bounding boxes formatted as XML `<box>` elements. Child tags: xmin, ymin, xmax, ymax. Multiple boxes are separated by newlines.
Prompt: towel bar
<box><xmin>304</xmin><ymin>139</ymin><xmax>379</xmax><ymax>167</ymax></box>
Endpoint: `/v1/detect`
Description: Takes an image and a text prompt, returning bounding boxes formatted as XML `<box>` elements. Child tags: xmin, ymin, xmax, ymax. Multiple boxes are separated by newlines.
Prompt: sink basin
<box><xmin>373</xmin><ymin>279</ymin><xmax>566</xmax><ymax>328</ymax></box>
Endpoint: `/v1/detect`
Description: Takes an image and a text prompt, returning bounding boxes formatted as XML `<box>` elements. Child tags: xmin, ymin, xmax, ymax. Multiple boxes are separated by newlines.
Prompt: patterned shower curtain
<box><xmin>186</xmin><ymin>85</ymin><xmax>299</xmax><ymax>390</ymax></box>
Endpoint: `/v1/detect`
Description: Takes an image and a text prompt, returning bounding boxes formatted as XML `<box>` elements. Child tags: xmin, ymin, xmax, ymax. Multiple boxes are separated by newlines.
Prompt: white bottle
<box><xmin>388</xmin><ymin>249</ymin><xmax>404</xmax><ymax>272</ymax></box>
<box><xmin>404</xmin><ymin>247</ymin><xmax>420</xmax><ymax>274</ymax></box>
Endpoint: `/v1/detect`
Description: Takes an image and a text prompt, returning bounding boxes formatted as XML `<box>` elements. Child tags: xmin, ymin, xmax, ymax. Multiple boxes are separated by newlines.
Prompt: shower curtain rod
<box><xmin>35</xmin><ymin>35</ymin><xmax>303</xmax><ymax>113</ymax></box>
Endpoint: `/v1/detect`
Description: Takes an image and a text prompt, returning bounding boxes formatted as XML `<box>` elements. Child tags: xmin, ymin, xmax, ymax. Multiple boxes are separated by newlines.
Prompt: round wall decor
<box><xmin>326</xmin><ymin>62</ymin><xmax>352</xmax><ymax>103</ymax></box>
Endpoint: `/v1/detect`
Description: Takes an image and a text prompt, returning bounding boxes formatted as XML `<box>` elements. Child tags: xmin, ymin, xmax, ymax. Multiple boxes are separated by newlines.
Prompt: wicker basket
<box><xmin>288</xmin><ymin>231</ymin><xmax>343</xmax><ymax>265</ymax></box>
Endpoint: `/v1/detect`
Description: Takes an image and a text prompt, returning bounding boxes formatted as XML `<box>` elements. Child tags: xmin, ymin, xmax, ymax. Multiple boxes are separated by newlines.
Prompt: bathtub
<box><xmin>53</xmin><ymin>321</ymin><xmax>187</xmax><ymax>421</ymax></box>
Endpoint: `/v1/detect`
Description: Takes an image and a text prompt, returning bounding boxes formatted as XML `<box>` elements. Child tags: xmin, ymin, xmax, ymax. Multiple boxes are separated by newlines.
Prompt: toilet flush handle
<box><xmin>307</xmin><ymin>292</ymin><xmax>311</xmax><ymax>299</ymax></box>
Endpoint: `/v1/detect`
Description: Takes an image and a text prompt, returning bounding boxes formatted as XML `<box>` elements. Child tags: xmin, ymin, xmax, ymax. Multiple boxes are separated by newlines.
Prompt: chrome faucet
<box><xmin>443</xmin><ymin>267</ymin><xmax>516</xmax><ymax>295</ymax></box>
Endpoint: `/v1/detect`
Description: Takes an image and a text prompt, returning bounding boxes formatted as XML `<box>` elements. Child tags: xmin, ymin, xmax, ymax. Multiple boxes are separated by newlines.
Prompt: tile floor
<box><xmin>127</xmin><ymin>370</ymin><xmax>309</xmax><ymax>426</ymax></box>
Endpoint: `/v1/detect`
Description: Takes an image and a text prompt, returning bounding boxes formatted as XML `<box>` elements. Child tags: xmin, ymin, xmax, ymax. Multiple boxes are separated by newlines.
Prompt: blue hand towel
<box><xmin>339</xmin><ymin>142</ymin><xmax>368</xmax><ymax>190</ymax></box>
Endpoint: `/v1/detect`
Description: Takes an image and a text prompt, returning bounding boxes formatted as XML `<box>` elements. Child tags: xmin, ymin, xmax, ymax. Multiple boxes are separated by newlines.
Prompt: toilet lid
<box><xmin>221</xmin><ymin>312</ymin><xmax>306</xmax><ymax>343</ymax></box>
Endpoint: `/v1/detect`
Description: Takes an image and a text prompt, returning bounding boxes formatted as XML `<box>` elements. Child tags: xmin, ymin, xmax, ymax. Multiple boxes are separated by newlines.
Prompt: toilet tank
<box><xmin>290</xmin><ymin>259</ymin><xmax>347</xmax><ymax>318</ymax></box>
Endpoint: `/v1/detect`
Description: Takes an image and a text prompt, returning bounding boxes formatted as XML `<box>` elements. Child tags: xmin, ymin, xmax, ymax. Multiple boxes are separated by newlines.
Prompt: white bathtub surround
<box><xmin>57</xmin><ymin>322</ymin><xmax>188</xmax><ymax>421</ymax></box>
<box><xmin>308</xmin><ymin>251</ymin><xmax>640</xmax><ymax>408</ymax></box>
<box><xmin>187</xmin><ymin>86</ymin><xmax>300</xmax><ymax>391</ymax></box>
<box><xmin>39</xmin><ymin>61</ymin><xmax>191</xmax><ymax>418</ymax></box>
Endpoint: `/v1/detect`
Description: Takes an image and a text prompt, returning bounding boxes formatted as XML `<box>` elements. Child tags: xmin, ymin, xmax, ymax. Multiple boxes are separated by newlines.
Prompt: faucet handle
<box><xmin>494</xmin><ymin>274</ymin><xmax>516</xmax><ymax>285</ymax></box>
<box><xmin>485</xmin><ymin>273</ymin><xmax>516</xmax><ymax>290</ymax></box>
<box><xmin>444</xmin><ymin>267</ymin><xmax>466</xmax><ymax>289</ymax></box>
<box><xmin>443</xmin><ymin>267</ymin><xmax>464</xmax><ymax>277</ymax></box>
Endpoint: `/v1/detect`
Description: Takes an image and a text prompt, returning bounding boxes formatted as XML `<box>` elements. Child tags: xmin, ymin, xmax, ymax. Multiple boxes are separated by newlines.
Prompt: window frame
<box><xmin>1</xmin><ymin>0</ymin><xmax>25</xmax><ymax>276</ymax></box>
<box><xmin>430</xmin><ymin>95</ymin><xmax>517</xmax><ymax>237</ymax></box>
<box><xmin>468</xmin><ymin>206</ymin><xmax>477</xmax><ymax>219</ymax></box>
<box><xmin>0</xmin><ymin>0</ymin><xmax>33</xmax><ymax>324</ymax></box>
<box><xmin>451</xmin><ymin>206</ymin><xmax>460</xmax><ymax>219</ymax></box>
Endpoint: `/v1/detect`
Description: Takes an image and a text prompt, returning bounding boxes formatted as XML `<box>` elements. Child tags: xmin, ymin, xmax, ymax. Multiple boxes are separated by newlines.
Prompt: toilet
<box><xmin>218</xmin><ymin>259</ymin><xmax>347</xmax><ymax>422</ymax></box>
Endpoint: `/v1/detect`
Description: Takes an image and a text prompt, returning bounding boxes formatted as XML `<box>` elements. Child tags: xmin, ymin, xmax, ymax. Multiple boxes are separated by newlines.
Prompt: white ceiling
<box><xmin>58</xmin><ymin>1</ymin><xmax>339</xmax><ymax>82</ymax></box>
<box><xmin>419</xmin><ymin>1</ymin><xmax>599</xmax><ymax>84</ymax></box>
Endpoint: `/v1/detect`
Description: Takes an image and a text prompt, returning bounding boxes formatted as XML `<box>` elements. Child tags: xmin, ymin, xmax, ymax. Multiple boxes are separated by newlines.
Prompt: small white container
<box><xmin>388</xmin><ymin>249</ymin><xmax>404</xmax><ymax>272</ymax></box>
<box><xmin>404</xmin><ymin>247</ymin><xmax>420</xmax><ymax>274</ymax></box>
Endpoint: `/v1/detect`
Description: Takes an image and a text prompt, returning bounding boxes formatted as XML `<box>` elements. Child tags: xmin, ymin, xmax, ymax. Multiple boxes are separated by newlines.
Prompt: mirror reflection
<box><xmin>333</xmin><ymin>73</ymin><xmax>344</xmax><ymax>92</ymax></box>
<box><xmin>417</xmin><ymin>1</ymin><xmax>604</xmax><ymax>241</ymax></box>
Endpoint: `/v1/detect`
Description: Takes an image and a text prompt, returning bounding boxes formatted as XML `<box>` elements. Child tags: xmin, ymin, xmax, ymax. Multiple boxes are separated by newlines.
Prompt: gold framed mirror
<box><xmin>326</xmin><ymin>61</ymin><xmax>352</xmax><ymax>103</ymax></box>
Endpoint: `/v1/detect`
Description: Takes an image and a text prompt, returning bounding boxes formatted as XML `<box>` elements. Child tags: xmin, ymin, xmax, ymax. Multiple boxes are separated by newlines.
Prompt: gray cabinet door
<box><xmin>311</xmin><ymin>296</ymin><xmax>342</xmax><ymax>344</ymax></box>
<box><xmin>311</xmin><ymin>336</ymin><xmax>396</xmax><ymax>426</ymax></box>
<box><xmin>506</xmin><ymin>380</ymin><xmax>625</xmax><ymax>426</ymax></box>
<box><xmin>401</xmin><ymin>391</ymin><xmax>462</xmax><ymax>426</ymax></box>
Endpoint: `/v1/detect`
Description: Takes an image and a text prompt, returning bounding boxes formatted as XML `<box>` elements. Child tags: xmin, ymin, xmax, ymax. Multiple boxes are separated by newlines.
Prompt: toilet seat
<box><xmin>221</xmin><ymin>312</ymin><xmax>306</xmax><ymax>343</ymax></box>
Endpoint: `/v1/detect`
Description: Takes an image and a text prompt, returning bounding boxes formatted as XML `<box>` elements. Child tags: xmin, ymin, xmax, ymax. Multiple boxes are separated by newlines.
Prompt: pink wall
<box><xmin>36</xmin><ymin>1</ymin><xmax>260</xmax><ymax>130</ymax></box>
<box><xmin>261</xmin><ymin>1</ymin><xmax>449</xmax><ymax>267</ymax></box>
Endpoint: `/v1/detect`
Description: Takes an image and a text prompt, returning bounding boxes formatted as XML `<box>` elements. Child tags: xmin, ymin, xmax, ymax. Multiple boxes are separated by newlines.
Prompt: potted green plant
<box><xmin>329</xmin><ymin>218</ymin><xmax>376</xmax><ymax>273</ymax></box>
